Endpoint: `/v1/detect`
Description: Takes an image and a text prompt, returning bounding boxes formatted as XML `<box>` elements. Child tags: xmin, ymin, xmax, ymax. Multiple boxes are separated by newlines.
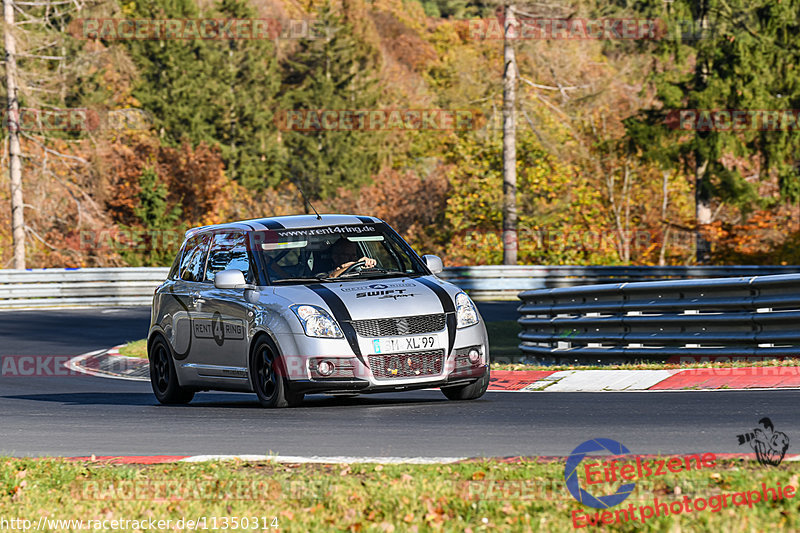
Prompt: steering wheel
<box><xmin>339</xmin><ymin>259</ymin><xmax>367</xmax><ymax>276</ymax></box>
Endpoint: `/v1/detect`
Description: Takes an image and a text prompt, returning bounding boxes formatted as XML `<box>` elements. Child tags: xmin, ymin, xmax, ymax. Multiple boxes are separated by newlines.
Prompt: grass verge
<box><xmin>1</xmin><ymin>458</ymin><xmax>798</xmax><ymax>532</ymax></box>
<box><xmin>117</xmin><ymin>339</ymin><xmax>147</xmax><ymax>359</ymax></box>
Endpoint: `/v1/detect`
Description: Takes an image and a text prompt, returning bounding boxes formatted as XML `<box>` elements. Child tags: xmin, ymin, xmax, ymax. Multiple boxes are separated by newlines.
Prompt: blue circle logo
<box><xmin>564</xmin><ymin>438</ymin><xmax>636</xmax><ymax>509</ymax></box>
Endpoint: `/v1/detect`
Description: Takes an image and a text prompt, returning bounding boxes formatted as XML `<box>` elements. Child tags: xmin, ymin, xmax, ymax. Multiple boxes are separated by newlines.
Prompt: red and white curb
<box><xmin>67</xmin><ymin>348</ymin><xmax>800</xmax><ymax>392</ymax></box>
<box><xmin>67</xmin><ymin>346</ymin><xmax>149</xmax><ymax>382</ymax></box>
<box><xmin>488</xmin><ymin>368</ymin><xmax>800</xmax><ymax>392</ymax></box>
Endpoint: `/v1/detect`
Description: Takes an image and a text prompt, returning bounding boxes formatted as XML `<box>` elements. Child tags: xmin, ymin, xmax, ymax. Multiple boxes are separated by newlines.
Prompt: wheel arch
<box><xmin>147</xmin><ymin>329</ymin><xmax>191</xmax><ymax>387</ymax></box>
<box><xmin>147</xmin><ymin>328</ymin><xmax>167</xmax><ymax>356</ymax></box>
<box><xmin>248</xmin><ymin>328</ymin><xmax>288</xmax><ymax>376</ymax></box>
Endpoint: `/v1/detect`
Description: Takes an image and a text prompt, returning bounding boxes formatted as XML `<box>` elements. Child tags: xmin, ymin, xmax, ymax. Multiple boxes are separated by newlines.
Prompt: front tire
<box><xmin>148</xmin><ymin>336</ymin><xmax>194</xmax><ymax>405</ymax></box>
<box><xmin>250</xmin><ymin>337</ymin><xmax>303</xmax><ymax>408</ymax></box>
<box><xmin>441</xmin><ymin>367</ymin><xmax>490</xmax><ymax>401</ymax></box>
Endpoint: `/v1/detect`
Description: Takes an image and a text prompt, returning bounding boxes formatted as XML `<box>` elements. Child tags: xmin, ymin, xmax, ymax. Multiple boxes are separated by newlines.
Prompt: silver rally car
<box><xmin>148</xmin><ymin>214</ymin><xmax>490</xmax><ymax>407</ymax></box>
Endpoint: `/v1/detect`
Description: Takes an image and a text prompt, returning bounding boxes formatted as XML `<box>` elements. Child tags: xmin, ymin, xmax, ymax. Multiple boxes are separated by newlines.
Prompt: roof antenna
<box><xmin>307</xmin><ymin>197</ymin><xmax>322</xmax><ymax>220</ymax></box>
<box><xmin>289</xmin><ymin>175</ymin><xmax>322</xmax><ymax>220</ymax></box>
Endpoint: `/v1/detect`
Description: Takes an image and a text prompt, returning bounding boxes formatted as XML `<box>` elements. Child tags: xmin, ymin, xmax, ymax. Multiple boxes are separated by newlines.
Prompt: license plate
<box><xmin>371</xmin><ymin>335</ymin><xmax>438</xmax><ymax>354</ymax></box>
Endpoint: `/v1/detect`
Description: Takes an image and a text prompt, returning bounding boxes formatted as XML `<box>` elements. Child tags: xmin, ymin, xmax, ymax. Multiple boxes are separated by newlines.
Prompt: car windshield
<box><xmin>254</xmin><ymin>223</ymin><xmax>428</xmax><ymax>284</ymax></box>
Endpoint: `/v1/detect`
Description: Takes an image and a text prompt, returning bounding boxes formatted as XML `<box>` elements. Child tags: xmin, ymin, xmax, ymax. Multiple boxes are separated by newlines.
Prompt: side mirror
<box><xmin>214</xmin><ymin>269</ymin><xmax>247</xmax><ymax>289</ymax></box>
<box><xmin>422</xmin><ymin>254</ymin><xmax>444</xmax><ymax>275</ymax></box>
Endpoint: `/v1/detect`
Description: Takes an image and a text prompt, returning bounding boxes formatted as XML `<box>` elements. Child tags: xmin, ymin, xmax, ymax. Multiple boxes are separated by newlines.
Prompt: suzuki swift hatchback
<box><xmin>148</xmin><ymin>214</ymin><xmax>490</xmax><ymax>407</ymax></box>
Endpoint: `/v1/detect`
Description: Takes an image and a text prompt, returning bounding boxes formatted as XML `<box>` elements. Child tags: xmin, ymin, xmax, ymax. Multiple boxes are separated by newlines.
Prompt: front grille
<box><xmin>368</xmin><ymin>350</ymin><xmax>444</xmax><ymax>379</ymax></box>
<box><xmin>351</xmin><ymin>313</ymin><xmax>446</xmax><ymax>337</ymax></box>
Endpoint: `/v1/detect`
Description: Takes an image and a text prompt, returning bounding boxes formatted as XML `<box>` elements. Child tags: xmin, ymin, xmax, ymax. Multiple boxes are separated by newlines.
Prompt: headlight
<box><xmin>455</xmin><ymin>292</ymin><xmax>479</xmax><ymax>328</ymax></box>
<box><xmin>290</xmin><ymin>304</ymin><xmax>344</xmax><ymax>338</ymax></box>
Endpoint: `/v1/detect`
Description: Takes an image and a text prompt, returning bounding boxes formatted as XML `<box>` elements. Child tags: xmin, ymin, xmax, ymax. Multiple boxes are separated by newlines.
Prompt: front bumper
<box><xmin>289</xmin><ymin>365</ymin><xmax>489</xmax><ymax>395</ymax></box>
<box><xmin>275</xmin><ymin>311</ymin><xmax>490</xmax><ymax>393</ymax></box>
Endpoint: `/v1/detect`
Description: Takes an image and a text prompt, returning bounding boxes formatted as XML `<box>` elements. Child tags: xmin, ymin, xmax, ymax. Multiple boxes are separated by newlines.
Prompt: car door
<box><xmin>167</xmin><ymin>232</ymin><xmax>211</xmax><ymax>370</ymax></box>
<box><xmin>190</xmin><ymin>231</ymin><xmax>254</xmax><ymax>383</ymax></box>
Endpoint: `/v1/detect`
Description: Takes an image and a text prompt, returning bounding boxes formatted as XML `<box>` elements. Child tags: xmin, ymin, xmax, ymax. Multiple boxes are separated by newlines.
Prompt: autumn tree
<box><xmin>122</xmin><ymin>0</ymin><xmax>282</xmax><ymax>189</ymax></box>
<box><xmin>627</xmin><ymin>0</ymin><xmax>800</xmax><ymax>262</ymax></box>
<box><xmin>279</xmin><ymin>5</ymin><xmax>383</xmax><ymax>201</ymax></box>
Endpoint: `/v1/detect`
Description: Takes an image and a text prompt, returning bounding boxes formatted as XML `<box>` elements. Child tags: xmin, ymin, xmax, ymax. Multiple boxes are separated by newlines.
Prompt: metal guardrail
<box><xmin>439</xmin><ymin>265</ymin><xmax>800</xmax><ymax>298</ymax></box>
<box><xmin>1</xmin><ymin>265</ymin><xmax>800</xmax><ymax>308</ymax></box>
<box><xmin>0</xmin><ymin>268</ymin><xmax>170</xmax><ymax>308</ymax></box>
<box><xmin>518</xmin><ymin>273</ymin><xmax>800</xmax><ymax>363</ymax></box>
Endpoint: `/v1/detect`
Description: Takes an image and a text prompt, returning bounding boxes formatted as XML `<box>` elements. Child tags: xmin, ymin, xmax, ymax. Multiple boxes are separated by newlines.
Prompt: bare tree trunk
<box><xmin>694</xmin><ymin>1</ymin><xmax>711</xmax><ymax>264</ymax></box>
<box><xmin>502</xmin><ymin>4</ymin><xmax>517</xmax><ymax>265</ymax></box>
<box><xmin>4</xmin><ymin>0</ymin><xmax>25</xmax><ymax>269</ymax></box>
<box><xmin>608</xmin><ymin>167</ymin><xmax>631</xmax><ymax>263</ymax></box>
<box><xmin>621</xmin><ymin>163</ymin><xmax>630</xmax><ymax>263</ymax></box>
<box><xmin>659</xmin><ymin>170</ymin><xmax>671</xmax><ymax>266</ymax></box>
<box><xmin>695</xmin><ymin>156</ymin><xmax>711</xmax><ymax>263</ymax></box>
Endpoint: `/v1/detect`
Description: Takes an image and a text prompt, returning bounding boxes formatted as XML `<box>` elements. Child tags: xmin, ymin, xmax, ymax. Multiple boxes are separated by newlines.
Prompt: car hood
<box><xmin>272</xmin><ymin>276</ymin><xmax>457</xmax><ymax>321</ymax></box>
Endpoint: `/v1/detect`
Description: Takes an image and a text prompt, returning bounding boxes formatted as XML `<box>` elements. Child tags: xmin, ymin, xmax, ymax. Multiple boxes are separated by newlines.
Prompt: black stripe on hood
<box><xmin>307</xmin><ymin>284</ymin><xmax>364</xmax><ymax>364</ymax></box>
<box><xmin>416</xmin><ymin>277</ymin><xmax>457</xmax><ymax>356</ymax></box>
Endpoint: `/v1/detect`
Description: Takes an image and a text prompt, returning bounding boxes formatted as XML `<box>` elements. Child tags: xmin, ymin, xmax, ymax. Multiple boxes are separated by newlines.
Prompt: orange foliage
<box><xmin>704</xmin><ymin>207</ymin><xmax>800</xmax><ymax>264</ymax></box>
<box><xmin>322</xmin><ymin>166</ymin><xmax>449</xmax><ymax>255</ymax></box>
<box><xmin>102</xmin><ymin>137</ymin><xmax>228</xmax><ymax>227</ymax></box>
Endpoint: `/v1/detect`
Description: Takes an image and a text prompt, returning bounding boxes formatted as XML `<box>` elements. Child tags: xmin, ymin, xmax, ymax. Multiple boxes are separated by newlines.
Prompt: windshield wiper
<box><xmin>364</xmin><ymin>268</ymin><xmax>408</xmax><ymax>275</ymax></box>
<box><xmin>337</xmin><ymin>269</ymin><xmax>413</xmax><ymax>279</ymax></box>
<box><xmin>271</xmin><ymin>277</ymin><xmax>329</xmax><ymax>284</ymax></box>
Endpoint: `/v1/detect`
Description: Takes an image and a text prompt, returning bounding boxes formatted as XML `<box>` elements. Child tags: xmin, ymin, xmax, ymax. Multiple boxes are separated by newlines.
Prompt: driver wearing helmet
<box><xmin>328</xmin><ymin>238</ymin><xmax>376</xmax><ymax>278</ymax></box>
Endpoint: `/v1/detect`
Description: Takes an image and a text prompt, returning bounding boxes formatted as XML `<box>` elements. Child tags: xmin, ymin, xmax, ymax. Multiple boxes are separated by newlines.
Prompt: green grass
<box><xmin>1</xmin><ymin>458</ymin><xmax>798</xmax><ymax>532</ymax></box>
<box><xmin>117</xmin><ymin>339</ymin><xmax>147</xmax><ymax>359</ymax></box>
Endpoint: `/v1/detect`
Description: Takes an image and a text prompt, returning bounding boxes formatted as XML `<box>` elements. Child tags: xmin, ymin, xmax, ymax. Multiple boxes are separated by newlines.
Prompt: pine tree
<box><xmin>124</xmin><ymin>166</ymin><xmax>182</xmax><ymax>266</ymax></box>
<box><xmin>123</xmin><ymin>0</ymin><xmax>281</xmax><ymax>190</ymax></box>
<box><xmin>279</xmin><ymin>5</ymin><xmax>383</xmax><ymax>201</ymax></box>
<box><xmin>133</xmin><ymin>166</ymin><xmax>181</xmax><ymax>230</ymax></box>
<box><xmin>205</xmin><ymin>0</ymin><xmax>282</xmax><ymax>190</ymax></box>
<box><xmin>626</xmin><ymin>0</ymin><xmax>800</xmax><ymax>262</ymax></box>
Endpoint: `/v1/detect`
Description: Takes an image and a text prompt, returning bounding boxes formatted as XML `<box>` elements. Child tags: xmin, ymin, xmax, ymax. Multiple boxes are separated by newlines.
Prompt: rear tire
<box><xmin>148</xmin><ymin>336</ymin><xmax>194</xmax><ymax>405</ymax></box>
<box><xmin>441</xmin><ymin>367</ymin><xmax>490</xmax><ymax>401</ymax></box>
<box><xmin>250</xmin><ymin>337</ymin><xmax>303</xmax><ymax>408</ymax></box>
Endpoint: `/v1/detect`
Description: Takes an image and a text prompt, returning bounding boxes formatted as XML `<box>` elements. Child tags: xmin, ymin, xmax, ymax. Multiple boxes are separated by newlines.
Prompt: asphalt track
<box><xmin>1</xmin><ymin>307</ymin><xmax>799</xmax><ymax>458</ymax></box>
